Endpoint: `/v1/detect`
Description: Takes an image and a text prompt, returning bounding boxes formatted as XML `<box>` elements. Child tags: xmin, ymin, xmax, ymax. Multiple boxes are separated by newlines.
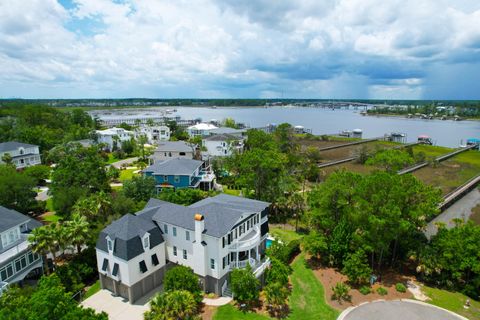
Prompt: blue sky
<box><xmin>0</xmin><ymin>0</ymin><xmax>480</xmax><ymax>99</ymax></box>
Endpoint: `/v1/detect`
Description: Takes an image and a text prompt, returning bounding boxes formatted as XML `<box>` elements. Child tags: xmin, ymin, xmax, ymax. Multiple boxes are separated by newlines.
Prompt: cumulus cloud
<box><xmin>0</xmin><ymin>0</ymin><xmax>479</xmax><ymax>98</ymax></box>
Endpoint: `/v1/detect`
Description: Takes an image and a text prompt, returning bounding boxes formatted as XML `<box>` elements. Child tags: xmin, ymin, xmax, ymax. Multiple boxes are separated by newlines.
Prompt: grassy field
<box><xmin>413</xmin><ymin>150</ymin><xmax>480</xmax><ymax>195</ymax></box>
<box><xmin>269</xmin><ymin>226</ymin><xmax>304</xmax><ymax>243</ymax></box>
<box><xmin>213</xmin><ymin>253</ymin><xmax>339</xmax><ymax>320</ymax></box>
<box><xmin>84</xmin><ymin>280</ymin><xmax>101</xmax><ymax>300</ymax></box>
<box><xmin>119</xmin><ymin>168</ymin><xmax>138</xmax><ymax>181</ymax></box>
<box><xmin>106</xmin><ymin>153</ymin><xmax>121</xmax><ymax>164</ymax></box>
<box><xmin>423</xmin><ymin>285</ymin><xmax>480</xmax><ymax>320</ymax></box>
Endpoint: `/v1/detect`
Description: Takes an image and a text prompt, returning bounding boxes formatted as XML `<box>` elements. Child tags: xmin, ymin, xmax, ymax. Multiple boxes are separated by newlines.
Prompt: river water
<box><xmin>96</xmin><ymin>106</ymin><xmax>480</xmax><ymax>148</ymax></box>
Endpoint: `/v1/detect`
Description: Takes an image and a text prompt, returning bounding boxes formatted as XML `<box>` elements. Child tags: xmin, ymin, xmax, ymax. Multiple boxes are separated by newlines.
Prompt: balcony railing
<box><xmin>0</xmin><ymin>236</ymin><xmax>29</xmax><ymax>262</ymax></box>
<box><xmin>229</xmin><ymin>257</ymin><xmax>271</xmax><ymax>277</ymax></box>
<box><xmin>0</xmin><ymin>282</ymin><xmax>8</xmax><ymax>296</ymax></box>
<box><xmin>230</xmin><ymin>258</ymin><xmax>256</xmax><ymax>270</ymax></box>
<box><xmin>229</xmin><ymin>227</ymin><xmax>260</xmax><ymax>251</ymax></box>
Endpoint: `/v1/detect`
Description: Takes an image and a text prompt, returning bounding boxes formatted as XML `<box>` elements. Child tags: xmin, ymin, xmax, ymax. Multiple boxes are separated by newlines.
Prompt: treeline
<box><xmin>368</xmin><ymin>103</ymin><xmax>480</xmax><ymax>117</ymax></box>
<box><xmin>0</xmin><ymin>102</ymin><xmax>97</xmax><ymax>155</ymax></box>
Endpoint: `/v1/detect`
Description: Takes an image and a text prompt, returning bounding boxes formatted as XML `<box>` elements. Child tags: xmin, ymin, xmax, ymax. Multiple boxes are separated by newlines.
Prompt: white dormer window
<box><xmin>106</xmin><ymin>236</ymin><xmax>114</xmax><ymax>252</ymax></box>
<box><xmin>143</xmin><ymin>233</ymin><xmax>150</xmax><ymax>250</ymax></box>
<box><xmin>19</xmin><ymin>148</ymin><xmax>24</xmax><ymax>155</ymax></box>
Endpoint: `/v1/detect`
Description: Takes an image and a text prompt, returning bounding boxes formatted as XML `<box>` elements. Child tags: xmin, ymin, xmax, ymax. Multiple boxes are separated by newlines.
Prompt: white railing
<box><xmin>230</xmin><ymin>258</ymin><xmax>256</xmax><ymax>270</ymax></box>
<box><xmin>260</xmin><ymin>215</ymin><xmax>268</xmax><ymax>225</ymax></box>
<box><xmin>229</xmin><ymin>227</ymin><xmax>260</xmax><ymax>250</ymax></box>
<box><xmin>221</xmin><ymin>280</ymin><xmax>228</xmax><ymax>295</ymax></box>
<box><xmin>0</xmin><ymin>282</ymin><xmax>8</xmax><ymax>296</ymax></box>
<box><xmin>0</xmin><ymin>239</ymin><xmax>29</xmax><ymax>262</ymax></box>
<box><xmin>253</xmin><ymin>257</ymin><xmax>271</xmax><ymax>277</ymax></box>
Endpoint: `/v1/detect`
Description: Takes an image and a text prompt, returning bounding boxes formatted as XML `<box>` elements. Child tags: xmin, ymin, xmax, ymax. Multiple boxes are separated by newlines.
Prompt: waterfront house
<box><xmin>202</xmin><ymin>133</ymin><xmax>244</xmax><ymax>158</ymax></box>
<box><xmin>143</xmin><ymin>158</ymin><xmax>215</xmax><ymax>191</ymax></box>
<box><xmin>208</xmin><ymin>127</ymin><xmax>246</xmax><ymax>138</ymax></box>
<box><xmin>95</xmin><ymin>127</ymin><xmax>134</xmax><ymax>151</ymax></box>
<box><xmin>0</xmin><ymin>141</ymin><xmax>41</xmax><ymax>169</ymax></box>
<box><xmin>151</xmin><ymin>141</ymin><xmax>195</xmax><ymax>163</ymax></box>
<box><xmin>0</xmin><ymin>206</ymin><xmax>43</xmax><ymax>295</ymax></box>
<box><xmin>187</xmin><ymin>123</ymin><xmax>219</xmax><ymax>137</ymax></box>
<box><xmin>95</xmin><ymin>194</ymin><xmax>270</xmax><ymax>303</ymax></box>
<box><xmin>135</xmin><ymin>125</ymin><xmax>170</xmax><ymax>145</ymax></box>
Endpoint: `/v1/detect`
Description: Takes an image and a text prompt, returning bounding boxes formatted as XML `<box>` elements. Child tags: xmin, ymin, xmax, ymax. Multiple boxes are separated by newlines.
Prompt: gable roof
<box><xmin>0</xmin><ymin>141</ymin><xmax>38</xmax><ymax>153</ymax></box>
<box><xmin>144</xmin><ymin>158</ymin><xmax>203</xmax><ymax>175</ymax></box>
<box><xmin>96</xmin><ymin>213</ymin><xmax>164</xmax><ymax>261</ymax></box>
<box><xmin>0</xmin><ymin>206</ymin><xmax>40</xmax><ymax>233</ymax></box>
<box><xmin>136</xmin><ymin>194</ymin><xmax>270</xmax><ymax>238</ymax></box>
<box><xmin>209</xmin><ymin>127</ymin><xmax>246</xmax><ymax>135</ymax></box>
<box><xmin>155</xmin><ymin>141</ymin><xmax>193</xmax><ymax>153</ymax></box>
<box><xmin>188</xmin><ymin>123</ymin><xmax>218</xmax><ymax>131</ymax></box>
<box><xmin>203</xmin><ymin>133</ymin><xmax>242</xmax><ymax>142</ymax></box>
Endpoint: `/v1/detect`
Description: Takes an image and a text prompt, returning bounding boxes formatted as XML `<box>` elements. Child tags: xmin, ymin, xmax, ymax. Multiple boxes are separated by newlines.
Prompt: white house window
<box><xmin>143</xmin><ymin>235</ymin><xmax>150</xmax><ymax>249</ymax></box>
<box><xmin>183</xmin><ymin>249</ymin><xmax>187</xmax><ymax>260</ymax></box>
<box><xmin>19</xmin><ymin>148</ymin><xmax>24</xmax><ymax>155</ymax></box>
<box><xmin>164</xmin><ymin>224</ymin><xmax>168</xmax><ymax>234</ymax></box>
<box><xmin>173</xmin><ymin>246</ymin><xmax>177</xmax><ymax>256</ymax></box>
<box><xmin>210</xmin><ymin>259</ymin><xmax>215</xmax><ymax>270</ymax></box>
<box><xmin>173</xmin><ymin>227</ymin><xmax>177</xmax><ymax>236</ymax></box>
<box><xmin>186</xmin><ymin>231</ymin><xmax>190</xmax><ymax>241</ymax></box>
<box><xmin>174</xmin><ymin>176</ymin><xmax>180</xmax><ymax>183</ymax></box>
<box><xmin>1</xmin><ymin>228</ymin><xmax>20</xmax><ymax>247</ymax></box>
<box><xmin>107</xmin><ymin>238</ymin><xmax>114</xmax><ymax>252</ymax></box>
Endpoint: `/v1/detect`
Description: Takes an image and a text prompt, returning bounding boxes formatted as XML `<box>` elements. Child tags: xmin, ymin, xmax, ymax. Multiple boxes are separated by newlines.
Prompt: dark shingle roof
<box><xmin>155</xmin><ymin>141</ymin><xmax>193</xmax><ymax>153</ymax></box>
<box><xmin>0</xmin><ymin>141</ymin><xmax>38</xmax><ymax>153</ymax></box>
<box><xmin>209</xmin><ymin>127</ymin><xmax>246</xmax><ymax>135</ymax></box>
<box><xmin>0</xmin><ymin>206</ymin><xmax>31</xmax><ymax>233</ymax></box>
<box><xmin>96</xmin><ymin>214</ymin><xmax>164</xmax><ymax>261</ymax></box>
<box><xmin>137</xmin><ymin>194</ymin><xmax>270</xmax><ymax>238</ymax></box>
<box><xmin>203</xmin><ymin>134</ymin><xmax>242</xmax><ymax>142</ymax></box>
<box><xmin>144</xmin><ymin>158</ymin><xmax>203</xmax><ymax>175</ymax></box>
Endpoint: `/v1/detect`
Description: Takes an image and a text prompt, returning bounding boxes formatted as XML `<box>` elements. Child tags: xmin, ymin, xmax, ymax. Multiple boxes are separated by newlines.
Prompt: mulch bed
<box><xmin>310</xmin><ymin>260</ymin><xmax>413</xmax><ymax>310</ymax></box>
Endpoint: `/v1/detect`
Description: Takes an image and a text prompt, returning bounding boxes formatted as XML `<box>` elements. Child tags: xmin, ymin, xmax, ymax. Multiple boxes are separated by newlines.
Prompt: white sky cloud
<box><xmin>0</xmin><ymin>0</ymin><xmax>479</xmax><ymax>99</ymax></box>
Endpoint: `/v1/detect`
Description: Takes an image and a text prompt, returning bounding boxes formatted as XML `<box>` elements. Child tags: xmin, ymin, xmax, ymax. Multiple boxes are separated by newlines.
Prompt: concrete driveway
<box><xmin>338</xmin><ymin>300</ymin><xmax>468</xmax><ymax>320</ymax></box>
<box><xmin>82</xmin><ymin>289</ymin><xmax>159</xmax><ymax>320</ymax></box>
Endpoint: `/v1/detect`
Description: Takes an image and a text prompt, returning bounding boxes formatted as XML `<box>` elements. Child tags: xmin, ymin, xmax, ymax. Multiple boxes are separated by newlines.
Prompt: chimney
<box><xmin>194</xmin><ymin>213</ymin><xmax>204</xmax><ymax>243</ymax></box>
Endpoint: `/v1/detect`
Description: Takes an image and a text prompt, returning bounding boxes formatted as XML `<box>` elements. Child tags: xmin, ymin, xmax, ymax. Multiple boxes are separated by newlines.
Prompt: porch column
<box><xmin>256</xmin><ymin>246</ymin><xmax>259</xmax><ymax>261</ymax></box>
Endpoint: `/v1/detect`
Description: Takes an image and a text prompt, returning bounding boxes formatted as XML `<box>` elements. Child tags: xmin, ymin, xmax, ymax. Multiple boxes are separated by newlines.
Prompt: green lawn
<box><xmin>412</xmin><ymin>144</ymin><xmax>453</xmax><ymax>159</ymax></box>
<box><xmin>84</xmin><ymin>280</ymin><xmax>101</xmax><ymax>300</ymax></box>
<box><xmin>269</xmin><ymin>227</ymin><xmax>304</xmax><ymax>243</ymax></box>
<box><xmin>213</xmin><ymin>253</ymin><xmax>339</xmax><ymax>320</ymax></box>
<box><xmin>43</xmin><ymin>214</ymin><xmax>61</xmax><ymax>223</ymax></box>
<box><xmin>106</xmin><ymin>153</ymin><xmax>121</xmax><ymax>164</ymax></box>
<box><xmin>119</xmin><ymin>168</ymin><xmax>138</xmax><ymax>182</ymax></box>
<box><xmin>423</xmin><ymin>285</ymin><xmax>480</xmax><ymax>320</ymax></box>
<box><xmin>223</xmin><ymin>187</ymin><xmax>243</xmax><ymax>197</ymax></box>
<box><xmin>45</xmin><ymin>198</ymin><xmax>55</xmax><ymax>212</ymax></box>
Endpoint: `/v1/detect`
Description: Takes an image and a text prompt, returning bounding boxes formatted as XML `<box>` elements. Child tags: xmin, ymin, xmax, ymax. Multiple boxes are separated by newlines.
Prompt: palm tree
<box><xmin>29</xmin><ymin>224</ymin><xmax>60</xmax><ymax>273</ymax></box>
<box><xmin>65</xmin><ymin>214</ymin><xmax>90</xmax><ymax>253</ymax></box>
<box><xmin>145</xmin><ymin>290</ymin><xmax>199</xmax><ymax>320</ymax></box>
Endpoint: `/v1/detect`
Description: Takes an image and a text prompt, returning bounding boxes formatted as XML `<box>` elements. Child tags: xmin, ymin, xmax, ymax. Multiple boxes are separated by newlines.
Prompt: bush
<box><xmin>164</xmin><ymin>266</ymin><xmax>203</xmax><ymax>304</ymax></box>
<box><xmin>395</xmin><ymin>283</ymin><xmax>407</xmax><ymax>293</ymax></box>
<box><xmin>331</xmin><ymin>282</ymin><xmax>351</xmax><ymax>303</ymax></box>
<box><xmin>359</xmin><ymin>286</ymin><xmax>371</xmax><ymax>295</ymax></box>
<box><xmin>376</xmin><ymin>287</ymin><xmax>388</xmax><ymax>296</ymax></box>
<box><xmin>266</xmin><ymin>239</ymin><xmax>301</xmax><ymax>265</ymax></box>
<box><xmin>342</xmin><ymin>250</ymin><xmax>371</xmax><ymax>285</ymax></box>
<box><xmin>265</xmin><ymin>258</ymin><xmax>291</xmax><ymax>286</ymax></box>
<box><xmin>230</xmin><ymin>266</ymin><xmax>260</xmax><ymax>307</ymax></box>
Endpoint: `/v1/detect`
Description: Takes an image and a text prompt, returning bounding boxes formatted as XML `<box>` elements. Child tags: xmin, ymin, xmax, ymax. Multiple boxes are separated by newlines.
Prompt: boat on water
<box><xmin>418</xmin><ymin>135</ymin><xmax>433</xmax><ymax>145</ymax></box>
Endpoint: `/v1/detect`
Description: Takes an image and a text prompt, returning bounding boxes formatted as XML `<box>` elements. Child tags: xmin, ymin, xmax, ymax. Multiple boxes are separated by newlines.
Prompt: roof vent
<box><xmin>194</xmin><ymin>213</ymin><xmax>204</xmax><ymax>221</ymax></box>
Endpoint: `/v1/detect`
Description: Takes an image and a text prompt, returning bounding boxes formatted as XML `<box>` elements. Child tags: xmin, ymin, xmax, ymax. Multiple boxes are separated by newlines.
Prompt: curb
<box><xmin>336</xmin><ymin>299</ymin><xmax>468</xmax><ymax>320</ymax></box>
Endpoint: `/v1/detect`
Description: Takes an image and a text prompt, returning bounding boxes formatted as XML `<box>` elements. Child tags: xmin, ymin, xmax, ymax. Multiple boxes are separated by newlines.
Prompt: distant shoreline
<box><xmin>364</xmin><ymin>112</ymin><xmax>480</xmax><ymax>122</ymax></box>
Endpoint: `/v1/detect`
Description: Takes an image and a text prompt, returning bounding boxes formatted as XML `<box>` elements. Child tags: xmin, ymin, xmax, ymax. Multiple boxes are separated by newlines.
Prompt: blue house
<box><xmin>143</xmin><ymin>158</ymin><xmax>215</xmax><ymax>191</ymax></box>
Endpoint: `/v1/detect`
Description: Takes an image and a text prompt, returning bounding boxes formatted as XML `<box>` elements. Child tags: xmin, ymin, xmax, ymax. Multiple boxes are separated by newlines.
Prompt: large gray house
<box><xmin>0</xmin><ymin>206</ymin><xmax>43</xmax><ymax>295</ymax></box>
<box><xmin>0</xmin><ymin>141</ymin><xmax>41</xmax><ymax>169</ymax></box>
<box><xmin>96</xmin><ymin>194</ymin><xmax>270</xmax><ymax>303</ymax></box>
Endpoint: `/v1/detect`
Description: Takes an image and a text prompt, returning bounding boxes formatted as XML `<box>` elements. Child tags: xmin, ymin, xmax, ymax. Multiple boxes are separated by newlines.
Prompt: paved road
<box><xmin>35</xmin><ymin>187</ymin><xmax>50</xmax><ymax>201</ymax></box>
<box><xmin>425</xmin><ymin>188</ymin><xmax>480</xmax><ymax>239</ymax></box>
<box><xmin>339</xmin><ymin>300</ymin><xmax>466</xmax><ymax>320</ymax></box>
<box><xmin>109</xmin><ymin>157</ymin><xmax>139</xmax><ymax>169</ymax></box>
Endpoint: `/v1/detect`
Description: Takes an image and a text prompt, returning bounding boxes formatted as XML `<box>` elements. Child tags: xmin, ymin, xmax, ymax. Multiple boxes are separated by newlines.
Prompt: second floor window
<box><xmin>143</xmin><ymin>236</ymin><xmax>150</xmax><ymax>249</ymax></box>
<box><xmin>164</xmin><ymin>224</ymin><xmax>168</xmax><ymax>234</ymax></box>
<box><xmin>210</xmin><ymin>258</ymin><xmax>215</xmax><ymax>270</ymax></box>
<box><xmin>107</xmin><ymin>239</ymin><xmax>113</xmax><ymax>251</ymax></box>
<box><xmin>186</xmin><ymin>231</ymin><xmax>190</xmax><ymax>241</ymax></box>
<box><xmin>173</xmin><ymin>227</ymin><xmax>177</xmax><ymax>237</ymax></box>
<box><xmin>1</xmin><ymin>228</ymin><xmax>20</xmax><ymax>248</ymax></box>
<box><xmin>173</xmin><ymin>246</ymin><xmax>177</xmax><ymax>256</ymax></box>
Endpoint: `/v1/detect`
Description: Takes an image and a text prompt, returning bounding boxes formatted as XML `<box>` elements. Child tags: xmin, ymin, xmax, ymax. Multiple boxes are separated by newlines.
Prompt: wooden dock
<box><xmin>318</xmin><ymin>137</ymin><xmax>383</xmax><ymax>151</ymax></box>
<box><xmin>397</xmin><ymin>144</ymin><xmax>477</xmax><ymax>175</ymax></box>
<box><xmin>317</xmin><ymin>141</ymin><xmax>420</xmax><ymax>169</ymax></box>
<box><xmin>439</xmin><ymin>174</ymin><xmax>480</xmax><ymax>211</ymax></box>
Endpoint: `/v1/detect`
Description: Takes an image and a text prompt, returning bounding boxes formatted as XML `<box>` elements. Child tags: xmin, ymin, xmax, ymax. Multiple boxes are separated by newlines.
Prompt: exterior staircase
<box><xmin>222</xmin><ymin>284</ymin><xmax>232</xmax><ymax>297</ymax></box>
